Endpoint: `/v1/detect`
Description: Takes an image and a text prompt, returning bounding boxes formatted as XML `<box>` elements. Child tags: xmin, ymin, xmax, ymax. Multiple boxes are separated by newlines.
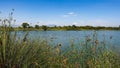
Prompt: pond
<box><xmin>15</xmin><ymin>30</ymin><xmax>120</xmax><ymax>48</ymax></box>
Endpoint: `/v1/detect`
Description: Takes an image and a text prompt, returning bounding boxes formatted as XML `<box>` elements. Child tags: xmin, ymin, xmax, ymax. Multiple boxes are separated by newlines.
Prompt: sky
<box><xmin>0</xmin><ymin>0</ymin><xmax>120</xmax><ymax>27</ymax></box>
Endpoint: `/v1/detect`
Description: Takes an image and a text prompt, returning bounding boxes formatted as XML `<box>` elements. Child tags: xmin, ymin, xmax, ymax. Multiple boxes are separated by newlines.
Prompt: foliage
<box><xmin>35</xmin><ymin>25</ymin><xmax>39</xmax><ymax>29</ymax></box>
<box><xmin>0</xmin><ymin>10</ymin><xmax>51</xmax><ymax>68</ymax></box>
<box><xmin>19</xmin><ymin>25</ymin><xmax>120</xmax><ymax>31</ymax></box>
<box><xmin>22</xmin><ymin>23</ymin><xmax>29</xmax><ymax>28</ymax></box>
<box><xmin>18</xmin><ymin>22</ymin><xmax>120</xmax><ymax>31</ymax></box>
<box><xmin>41</xmin><ymin>25</ymin><xmax>47</xmax><ymax>31</ymax></box>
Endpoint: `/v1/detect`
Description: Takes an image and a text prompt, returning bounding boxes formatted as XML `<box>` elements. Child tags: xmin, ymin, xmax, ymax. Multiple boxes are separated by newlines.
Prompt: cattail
<box><xmin>58</xmin><ymin>43</ymin><xmax>62</xmax><ymax>46</ymax></box>
<box><xmin>63</xmin><ymin>58</ymin><xmax>68</xmax><ymax>65</ymax></box>
<box><xmin>23</xmin><ymin>37</ymin><xmax>27</xmax><ymax>42</ymax></box>
<box><xmin>55</xmin><ymin>43</ymin><xmax>62</xmax><ymax>55</ymax></box>
<box><xmin>87</xmin><ymin>38</ymin><xmax>91</xmax><ymax>42</ymax></box>
<box><xmin>56</xmin><ymin>46</ymin><xmax>60</xmax><ymax>53</ymax></box>
<box><xmin>86</xmin><ymin>36</ymin><xmax>91</xmax><ymax>42</ymax></box>
<box><xmin>95</xmin><ymin>40</ymin><xmax>99</xmax><ymax>45</ymax></box>
<box><xmin>23</xmin><ymin>32</ymin><xmax>29</xmax><ymax>42</ymax></box>
<box><xmin>87</xmin><ymin>59</ymin><xmax>91</xmax><ymax>65</ymax></box>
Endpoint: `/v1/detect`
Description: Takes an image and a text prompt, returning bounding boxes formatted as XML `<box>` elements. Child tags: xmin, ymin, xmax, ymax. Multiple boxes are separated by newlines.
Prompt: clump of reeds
<box><xmin>0</xmin><ymin>10</ymin><xmax>52</xmax><ymax>68</ymax></box>
<box><xmin>60</xmin><ymin>31</ymin><xmax>120</xmax><ymax>68</ymax></box>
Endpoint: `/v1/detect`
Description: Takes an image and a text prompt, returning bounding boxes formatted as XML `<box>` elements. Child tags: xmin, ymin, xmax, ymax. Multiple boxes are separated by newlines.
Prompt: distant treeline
<box><xmin>47</xmin><ymin>25</ymin><xmax>120</xmax><ymax>30</ymax></box>
<box><xmin>0</xmin><ymin>22</ymin><xmax>120</xmax><ymax>31</ymax></box>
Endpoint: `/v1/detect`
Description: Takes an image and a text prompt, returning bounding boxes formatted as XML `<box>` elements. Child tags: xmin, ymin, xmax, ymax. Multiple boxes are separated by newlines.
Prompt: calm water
<box><xmin>16</xmin><ymin>30</ymin><xmax>120</xmax><ymax>49</ymax></box>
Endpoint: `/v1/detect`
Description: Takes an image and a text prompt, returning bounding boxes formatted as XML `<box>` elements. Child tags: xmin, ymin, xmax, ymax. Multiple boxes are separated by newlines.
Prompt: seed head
<box><xmin>95</xmin><ymin>40</ymin><xmax>99</xmax><ymax>45</ymax></box>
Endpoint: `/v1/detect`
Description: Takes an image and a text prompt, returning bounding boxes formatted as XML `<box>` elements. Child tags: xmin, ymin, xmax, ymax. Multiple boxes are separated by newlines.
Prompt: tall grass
<box><xmin>61</xmin><ymin>32</ymin><xmax>120</xmax><ymax>68</ymax></box>
<box><xmin>0</xmin><ymin>10</ymin><xmax>120</xmax><ymax>68</ymax></box>
<box><xmin>0</xmin><ymin>10</ymin><xmax>51</xmax><ymax>68</ymax></box>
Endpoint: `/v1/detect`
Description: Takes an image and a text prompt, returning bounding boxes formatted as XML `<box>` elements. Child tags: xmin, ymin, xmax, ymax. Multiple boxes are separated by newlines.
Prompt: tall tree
<box><xmin>35</xmin><ymin>25</ymin><xmax>39</xmax><ymax>29</ymax></box>
<box><xmin>41</xmin><ymin>25</ymin><xmax>47</xmax><ymax>31</ymax></box>
<box><xmin>72</xmin><ymin>25</ymin><xmax>76</xmax><ymax>28</ymax></box>
<box><xmin>22</xmin><ymin>23</ymin><xmax>29</xmax><ymax>28</ymax></box>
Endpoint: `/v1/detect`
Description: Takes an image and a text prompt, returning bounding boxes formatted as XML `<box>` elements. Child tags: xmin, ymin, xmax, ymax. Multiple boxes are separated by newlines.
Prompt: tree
<box><xmin>72</xmin><ymin>25</ymin><xmax>76</xmax><ymax>28</ymax></box>
<box><xmin>41</xmin><ymin>25</ymin><xmax>47</xmax><ymax>31</ymax></box>
<box><xmin>22</xmin><ymin>23</ymin><xmax>29</xmax><ymax>28</ymax></box>
<box><xmin>35</xmin><ymin>25</ymin><xmax>39</xmax><ymax>29</ymax></box>
<box><xmin>28</xmin><ymin>26</ymin><xmax>33</xmax><ymax>28</ymax></box>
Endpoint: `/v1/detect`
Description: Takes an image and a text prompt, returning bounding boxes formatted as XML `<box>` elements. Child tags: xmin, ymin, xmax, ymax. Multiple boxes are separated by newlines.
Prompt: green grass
<box><xmin>0</xmin><ymin>10</ymin><xmax>120</xmax><ymax>68</ymax></box>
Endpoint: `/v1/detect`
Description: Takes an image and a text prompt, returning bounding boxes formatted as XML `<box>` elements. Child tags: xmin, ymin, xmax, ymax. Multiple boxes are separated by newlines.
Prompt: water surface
<box><xmin>16</xmin><ymin>31</ymin><xmax>120</xmax><ymax>49</ymax></box>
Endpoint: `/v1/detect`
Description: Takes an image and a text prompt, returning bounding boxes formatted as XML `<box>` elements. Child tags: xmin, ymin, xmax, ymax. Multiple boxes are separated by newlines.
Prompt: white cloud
<box><xmin>68</xmin><ymin>12</ymin><xmax>74</xmax><ymax>15</ymax></box>
<box><xmin>72</xmin><ymin>22</ymin><xmax>78</xmax><ymax>25</ymax></box>
<box><xmin>87</xmin><ymin>19</ymin><xmax>109</xmax><ymax>26</ymax></box>
<box><xmin>76</xmin><ymin>19</ymin><xmax>117</xmax><ymax>27</ymax></box>
<box><xmin>62</xmin><ymin>12</ymin><xmax>77</xmax><ymax>18</ymax></box>
<box><xmin>68</xmin><ymin>12</ymin><xmax>77</xmax><ymax>16</ymax></box>
<box><xmin>62</xmin><ymin>15</ymin><xmax>69</xmax><ymax>18</ymax></box>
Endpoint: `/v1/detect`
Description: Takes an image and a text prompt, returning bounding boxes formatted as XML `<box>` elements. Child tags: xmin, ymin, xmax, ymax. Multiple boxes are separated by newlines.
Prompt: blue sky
<box><xmin>0</xmin><ymin>0</ymin><xmax>120</xmax><ymax>26</ymax></box>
